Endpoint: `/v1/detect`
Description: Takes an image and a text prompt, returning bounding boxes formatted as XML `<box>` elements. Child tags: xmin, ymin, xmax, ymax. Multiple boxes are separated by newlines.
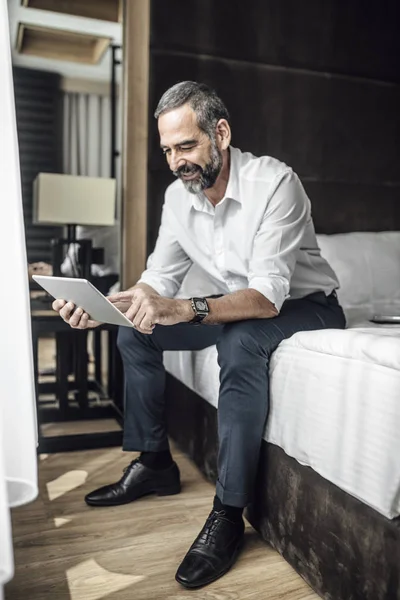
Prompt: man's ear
<box><xmin>215</xmin><ymin>119</ymin><xmax>231</xmax><ymax>150</ymax></box>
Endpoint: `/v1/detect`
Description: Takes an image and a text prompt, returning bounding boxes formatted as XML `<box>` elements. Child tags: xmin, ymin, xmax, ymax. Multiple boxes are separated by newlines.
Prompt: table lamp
<box><xmin>33</xmin><ymin>173</ymin><xmax>116</xmax><ymax>279</ymax></box>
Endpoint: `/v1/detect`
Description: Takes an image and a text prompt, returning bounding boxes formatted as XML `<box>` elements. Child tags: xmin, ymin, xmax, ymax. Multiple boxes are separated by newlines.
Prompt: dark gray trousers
<box><xmin>117</xmin><ymin>291</ymin><xmax>346</xmax><ymax>507</ymax></box>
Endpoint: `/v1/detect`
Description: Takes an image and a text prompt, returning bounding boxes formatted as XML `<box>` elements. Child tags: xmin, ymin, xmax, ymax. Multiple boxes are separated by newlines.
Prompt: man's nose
<box><xmin>170</xmin><ymin>154</ymin><xmax>185</xmax><ymax>172</ymax></box>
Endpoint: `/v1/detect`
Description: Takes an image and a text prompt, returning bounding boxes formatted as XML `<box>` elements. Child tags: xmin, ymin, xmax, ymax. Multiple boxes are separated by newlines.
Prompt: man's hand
<box><xmin>28</xmin><ymin>262</ymin><xmax>52</xmax><ymax>280</ymax></box>
<box><xmin>52</xmin><ymin>299</ymin><xmax>101</xmax><ymax>329</ymax></box>
<box><xmin>107</xmin><ymin>287</ymin><xmax>193</xmax><ymax>334</ymax></box>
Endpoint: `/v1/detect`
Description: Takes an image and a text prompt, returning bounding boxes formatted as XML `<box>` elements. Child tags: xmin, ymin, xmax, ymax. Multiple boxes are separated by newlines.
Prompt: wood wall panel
<box><xmin>145</xmin><ymin>1</ymin><xmax>400</xmax><ymax>253</ymax></box>
<box><xmin>121</xmin><ymin>0</ymin><xmax>150</xmax><ymax>288</ymax></box>
<box><xmin>147</xmin><ymin>170</ymin><xmax>174</xmax><ymax>251</ymax></box>
<box><xmin>149</xmin><ymin>53</ymin><xmax>400</xmax><ymax>183</ymax></box>
<box><xmin>305</xmin><ymin>183</ymin><xmax>400</xmax><ymax>234</ymax></box>
<box><xmin>150</xmin><ymin>0</ymin><xmax>400</xmax><ymax>83</ymax></box>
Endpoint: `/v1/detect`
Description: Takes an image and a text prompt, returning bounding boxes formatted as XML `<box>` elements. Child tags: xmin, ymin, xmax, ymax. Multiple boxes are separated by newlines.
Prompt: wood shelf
<box><xmin>16</xmin><ymin>23</ymin><xmax>111</xmax><ymax>65</ymax></box>
<box><xmin>21</xmin><ymin>0</ymin><xmax>122</xmax><ymax>23</ymax></box>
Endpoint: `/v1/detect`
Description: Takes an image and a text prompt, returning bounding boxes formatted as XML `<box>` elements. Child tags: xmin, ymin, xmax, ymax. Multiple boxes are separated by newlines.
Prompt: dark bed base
<box><xmin>165</xmin><ymin>373</ymin><xmax>400</xmax><ymax>600</ymax></box>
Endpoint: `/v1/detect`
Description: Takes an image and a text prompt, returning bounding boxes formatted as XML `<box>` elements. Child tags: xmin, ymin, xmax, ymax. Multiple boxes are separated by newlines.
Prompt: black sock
<box><xmin>139</xmin><ymin>449</ymin><xmax>173</xmax><ymax>470</ymax></box>
<box><xmin>213</xmin><ymin>495</ymin><xmax>244</xmax><ymax>521</ymax></box>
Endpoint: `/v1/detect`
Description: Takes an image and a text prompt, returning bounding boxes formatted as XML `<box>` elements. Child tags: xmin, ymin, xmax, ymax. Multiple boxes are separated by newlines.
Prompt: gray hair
<box><xmin>154</xmin><ymin>81</ymin><xmax>230</xmax><ymax>139</ymax></box>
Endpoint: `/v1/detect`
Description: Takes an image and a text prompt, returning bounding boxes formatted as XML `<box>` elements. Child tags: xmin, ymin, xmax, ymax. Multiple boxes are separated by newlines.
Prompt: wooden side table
<box><xmin>31</xmin><ymin>309</ymin><xmax>124</xmax><ymax>453</ymax></box>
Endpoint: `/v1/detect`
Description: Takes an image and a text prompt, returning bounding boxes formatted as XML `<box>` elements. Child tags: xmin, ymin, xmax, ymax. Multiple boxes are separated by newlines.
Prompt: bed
<box><xmin>163</xmin><ymin>231</ymin><xmax>400</xmax><ymax>600</ymax></box>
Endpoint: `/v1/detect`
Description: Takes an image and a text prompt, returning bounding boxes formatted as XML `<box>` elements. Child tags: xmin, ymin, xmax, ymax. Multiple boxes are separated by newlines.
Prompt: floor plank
<box><xmin>5</xmin><ymin>444</ymin><xmax>319</xmax><ymax>600</ymax></box>
<box><xmin>42</xmin><ymin>419</ymin><xmax>122</xmax><ymax>437</ymax></box>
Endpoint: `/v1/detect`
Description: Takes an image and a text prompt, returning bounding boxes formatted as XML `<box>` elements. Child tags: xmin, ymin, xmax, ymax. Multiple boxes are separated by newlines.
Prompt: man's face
<box><xmin>158</xmin><ymin>104</ymin><xmax>223</xmax><ymax>194</ymax></box>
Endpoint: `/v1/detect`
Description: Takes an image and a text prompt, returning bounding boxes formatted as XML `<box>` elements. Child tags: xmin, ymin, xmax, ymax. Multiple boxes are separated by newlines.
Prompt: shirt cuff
<box><xmin>248</xmin><ymin>277</ymin><xmax>288</xmax><ymax>313</ymax></box>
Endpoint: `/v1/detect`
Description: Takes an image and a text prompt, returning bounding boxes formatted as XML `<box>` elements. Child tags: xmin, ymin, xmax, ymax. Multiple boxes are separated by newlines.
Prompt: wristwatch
<box><xmin>189</xmin><ymin>297</ymin><xmax>209</xmax><ymax>324</ymax></box>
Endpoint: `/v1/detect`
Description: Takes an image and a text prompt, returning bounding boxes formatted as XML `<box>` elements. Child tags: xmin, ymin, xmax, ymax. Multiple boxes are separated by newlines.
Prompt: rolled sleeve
<box><xmin>138</xmin><ymin>199</ymin><xmax>192</xmax><ymax>297</ymax></box>
<box><xmin>248</xmin><ymin>170</ymin><xmax>310</xmax><ymax>312</ymax></box>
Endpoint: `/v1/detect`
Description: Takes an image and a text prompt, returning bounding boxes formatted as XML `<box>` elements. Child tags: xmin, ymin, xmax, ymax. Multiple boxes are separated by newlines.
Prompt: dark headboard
<box><xmin>147</xmin><ymin>0</ymin><xmax>400</xmax><ymax>250</ymax></box>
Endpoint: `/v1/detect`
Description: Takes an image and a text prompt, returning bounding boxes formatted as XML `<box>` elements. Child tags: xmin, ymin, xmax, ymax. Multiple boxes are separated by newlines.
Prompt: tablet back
<box><xmin>32</xmin><ymin>276</ymin><xmax>134</xmax><ymax>328</ymax></box>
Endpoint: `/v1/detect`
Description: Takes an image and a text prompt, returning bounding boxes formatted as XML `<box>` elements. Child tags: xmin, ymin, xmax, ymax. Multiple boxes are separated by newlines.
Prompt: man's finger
<box><xmin>87</xmin><ymin>319</ymin><xmax>101</xmax><ymax>329</ymax></box>
<box><xmin>108</xmin><ymin>291</ymin><xmax>132</xmax><ymax>303</ymax></box>
<box><xmin>132</xmin><ymin>305</ymin><xmax>146</xmax><ymax>329</ymax></box>
<box><xmin>111</xmin><ymin>300</ymin><xmax>132</xmax><ymax>313</ymax></box>
<box><xmin>133</xmin><ymin>307</ymin><xmax>156</xmax><ymax>334</ymax></box>
<box><xmin>135</xmin><ymin>309</ymin><xmax>153</xmax><ymax>332</ymax></box>
<box><xmin>135</xmin><ymin>321</ymin><xmax>154</xmax><ymax>335</ymax></box>
<box><xmin>52</xmin><ymin>298</ymin><xmax>66</xmax><ymax>312</ymax></box>
<box><xmin>79</xmin><ymin>312</ymin><xmax>89</xmax><ymax>329</ymax></box>
<box><xmin>60</xmin><ymin>301</ymin><xmax>76</xmax><ymax>321</ymax></box>
<box><xmin>69</xmin><ymin>306</ymin><xmax>86</xmax><ymax>328</ymax></box>
<box><xmin>125</xmin><ymin>298</ymin><xmax>142</xmax><ymax>322</ymax></box>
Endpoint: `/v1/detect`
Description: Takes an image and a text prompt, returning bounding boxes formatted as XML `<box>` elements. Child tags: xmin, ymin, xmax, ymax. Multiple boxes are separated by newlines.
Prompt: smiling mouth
<box><xmin>181</xmin><ymin>170</ymin><xmax>200</xmax><ymax>181</ymax></box>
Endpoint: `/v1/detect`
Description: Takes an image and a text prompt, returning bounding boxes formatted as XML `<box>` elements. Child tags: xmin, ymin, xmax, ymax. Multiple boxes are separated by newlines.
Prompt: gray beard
<box><xmin>179</xmin><ymin>143</ymin><xmax>223</xmax><ymax>194</ymax></box>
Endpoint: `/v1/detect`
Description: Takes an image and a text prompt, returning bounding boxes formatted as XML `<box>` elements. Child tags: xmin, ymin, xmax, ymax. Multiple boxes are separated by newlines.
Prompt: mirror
<box><xmin>8</xmin><ymin>0</ymin><xmax>124</xmax><ymax>450</ymax></box>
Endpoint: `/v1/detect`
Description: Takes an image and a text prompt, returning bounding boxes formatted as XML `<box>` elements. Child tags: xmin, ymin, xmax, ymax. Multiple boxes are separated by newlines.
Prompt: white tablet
<box><xmin>32</xmin><ymin>275</ymin><xmax>134</xmax><ymax>328</ymax></box>
<box><xmin>370</xmin><ymin>315</ymin><xmax>400</xmax><ymax>325</ymax></box>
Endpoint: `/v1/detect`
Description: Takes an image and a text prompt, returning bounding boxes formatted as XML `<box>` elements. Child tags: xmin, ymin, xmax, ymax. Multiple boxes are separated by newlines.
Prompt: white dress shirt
<box><xmin>139</xmin><ymin>146</ymin><xmax>339</xmax><ymax>312</ymax></box>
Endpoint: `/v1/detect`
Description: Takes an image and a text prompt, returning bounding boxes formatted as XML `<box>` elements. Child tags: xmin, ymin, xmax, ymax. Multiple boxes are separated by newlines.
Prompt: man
<box><xmin>53</xmin><ymin>81</ymin><xmax>345</xmax><ymax>589</ymax></box>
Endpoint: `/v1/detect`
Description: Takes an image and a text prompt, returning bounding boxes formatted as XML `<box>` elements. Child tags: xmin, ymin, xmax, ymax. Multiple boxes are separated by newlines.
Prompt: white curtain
<box><xmin>63</xmin><ymin>91</ymin><xmax>111</xmax><ymax>178</ymax></box>
<box><xmin>62</xmin><ymin>90</ymin><xmax>120</xmax><ymax>279</ymax></box>
<box><xmin>0</xmin><ymin>0</ymin><xmax>38</xmax><ymax>596</ymax></box>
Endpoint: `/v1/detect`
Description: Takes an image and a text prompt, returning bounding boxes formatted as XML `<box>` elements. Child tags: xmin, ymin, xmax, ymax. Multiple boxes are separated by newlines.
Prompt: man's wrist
<box><xmin>177</xmin><ymin>299</ymin><xmax>195</xmax><ymax>323</ymax></box>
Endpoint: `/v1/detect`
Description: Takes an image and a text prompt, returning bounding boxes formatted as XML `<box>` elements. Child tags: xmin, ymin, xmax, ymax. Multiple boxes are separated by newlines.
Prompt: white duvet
<box><xmin>164</xmin><ymin>322</ymin><xmax>400</xmax><ymax>519</ymax></box>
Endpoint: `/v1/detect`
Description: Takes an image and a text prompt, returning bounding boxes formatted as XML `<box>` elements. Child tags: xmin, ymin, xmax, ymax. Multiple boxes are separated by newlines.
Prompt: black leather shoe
<box><xmin>84</xmin><ymin>459</ymin><xmax>181</xmax><ymax>507</ymax></box>
<box><xmin>175</xmin><ymin>509</ymin><xmax>245</xmax><ymax>589</ymax></box>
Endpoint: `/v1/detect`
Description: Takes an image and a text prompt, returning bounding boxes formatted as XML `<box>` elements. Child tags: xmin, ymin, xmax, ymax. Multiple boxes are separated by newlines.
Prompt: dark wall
<box><xmin>13</xmin><ymin>67</ymin><xmax>63</xmax><ymax>264</ymax></box>
<box><xmin>147</xmin><ymin>0</ymin><xmax>400</xmax><ymax>252</ymax></box>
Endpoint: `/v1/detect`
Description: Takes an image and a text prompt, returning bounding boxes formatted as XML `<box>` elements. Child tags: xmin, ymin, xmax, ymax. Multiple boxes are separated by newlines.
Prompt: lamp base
<box><xmin>51</xmin><ymin>236</ymin><xmax>93</xmax><ymax>280</ymax></box>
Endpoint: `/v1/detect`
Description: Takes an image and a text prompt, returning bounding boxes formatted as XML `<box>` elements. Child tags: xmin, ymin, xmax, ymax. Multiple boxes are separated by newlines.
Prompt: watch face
<box><xmin>196</xmin><ymin>300</ymin><xmax>207</xmax><ymax>311</ymax></box>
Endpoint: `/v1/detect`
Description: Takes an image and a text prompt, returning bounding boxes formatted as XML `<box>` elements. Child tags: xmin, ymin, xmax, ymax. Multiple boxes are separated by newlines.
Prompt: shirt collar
<box><xmin>191</xmin><ymin>146</ymin><xmax>242</xmax><ymax>212</ymax></box>
<box><xmin>223</xmin><ymin>146</ymin><xmax>241</xmax><ymax>204</ymax></box>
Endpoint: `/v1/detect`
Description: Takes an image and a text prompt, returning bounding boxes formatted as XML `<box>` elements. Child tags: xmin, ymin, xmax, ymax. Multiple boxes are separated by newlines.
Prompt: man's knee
<box><xmin>217</xmin><ymin>320</ymin><xmax>284</xmax><ymax>365</ymax></box>
<box><xmin>117</xmin><ymin>326</ymin><xmax>138</xmax><ymax>357</ymax></box>
<box><xmin>217</xmin><ymin>321</ymin><xmax>261</xmax><ymax>365</ymax></box>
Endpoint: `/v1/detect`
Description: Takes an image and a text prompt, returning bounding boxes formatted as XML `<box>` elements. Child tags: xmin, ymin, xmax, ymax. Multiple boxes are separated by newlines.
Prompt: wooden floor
<box><xmin>6</xmin><ymin>444</ymin><xmax>319</xmax><ymax>600</ymax></box>
<box><xmin>6</xmin><ymin>336</ymin><xmax>318</xmax><ymax>599</ymax></box>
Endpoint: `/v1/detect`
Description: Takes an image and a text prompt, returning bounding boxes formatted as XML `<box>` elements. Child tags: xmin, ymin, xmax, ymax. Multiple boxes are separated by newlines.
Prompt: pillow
<box><xmin>317</xmin><ymin>232</ymin><xmax>400</xmax><ymax>323</ymax></box>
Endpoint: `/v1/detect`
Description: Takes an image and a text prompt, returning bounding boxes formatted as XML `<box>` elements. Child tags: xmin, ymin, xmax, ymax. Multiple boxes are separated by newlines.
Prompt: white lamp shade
<box><xmin>33</xmin><ymin>173</ymin><xmax>116</xmax><ymax>226</ymax></box>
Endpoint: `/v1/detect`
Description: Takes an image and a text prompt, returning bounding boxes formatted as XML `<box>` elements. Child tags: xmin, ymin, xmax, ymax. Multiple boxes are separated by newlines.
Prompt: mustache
<box><xmin>173</xmin><ymin>163</ymin><xmax>202</xmax><ymax>178</ymax></box>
